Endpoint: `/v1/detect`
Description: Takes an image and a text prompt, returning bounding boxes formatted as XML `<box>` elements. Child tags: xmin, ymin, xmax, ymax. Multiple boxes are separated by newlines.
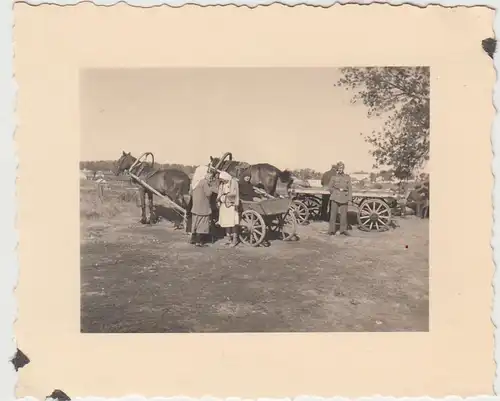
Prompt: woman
<box><xmin>217</xmin><ymin>171</ymin><xmax>240</xmax><ymax>247</ymax></box>
<box><xmin>189</xmin><ymin>166</ymin><xmax>216</xmax><ymax>247</ymax></box>
<box><xmin>239</xmin><ymin>175</ymin><xmax>261</xmax><ymax>202</ymax></box>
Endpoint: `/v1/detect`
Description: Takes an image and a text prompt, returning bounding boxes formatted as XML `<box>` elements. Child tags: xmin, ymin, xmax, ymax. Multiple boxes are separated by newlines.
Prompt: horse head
<box><xmin>114</xmin><ymin>151</ymin><xmax>136</xmax><ymax>176</ymax></box>
<box><xmin>209</xmin><ymin>156</ymin><xmax>220</xmax><ymax>169</ymax></box>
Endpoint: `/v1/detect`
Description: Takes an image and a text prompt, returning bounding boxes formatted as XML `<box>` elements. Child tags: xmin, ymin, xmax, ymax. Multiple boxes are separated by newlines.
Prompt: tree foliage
<box><xmin>291</xmin><ymin>168</ymin><xmax>322</xmax><ymax>180</ymax></box>
<box><xmin>336</xmin><ymin>67</ymin><xmax>430</xmax><ymax>180</ymax></box>
<box><xmin>379</xmin><ymin>169</ymin><xmax>395</xmax><ymax>182</ymax></box>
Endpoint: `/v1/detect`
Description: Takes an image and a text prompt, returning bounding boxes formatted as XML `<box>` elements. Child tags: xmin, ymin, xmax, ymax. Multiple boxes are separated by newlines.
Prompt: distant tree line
<box><xmin>291</xmin><ymin>168</ymin><xmax>322</xmax><ymax>180</ymax></box>
<box><xmin>80</xmin><ymin>160</ymin><xmax>197</xmax><ymax>176</ymax></box>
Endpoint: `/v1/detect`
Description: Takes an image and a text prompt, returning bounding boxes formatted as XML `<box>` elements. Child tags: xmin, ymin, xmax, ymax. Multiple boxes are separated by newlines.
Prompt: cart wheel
<box><xmin>301</xmin><ymin>195</ymin><xmax>322</xmax><ymax>220</ymax></box>
<box><xmin>291</xmin><ymin>200</ymin><xmax>309</xmax><ymax>225</ymax></box>
<box><xmin>358</xmin><ymin>198</ymin><xmax>391</xmax><ymax>232</ymax></box>
<box><xmin>267</xmin><ymin>218</ymin><xmax>280</xmax><ymax>232</ymax></box>
<box><xmin>281</xmin><ymin>212</ymin><xmax>297</xmax><ymax>241</ymax></box>
<box><xmin>239</xmin><ymin>210</ymin><xmax>266</xmax><ymax>247</ymax></box>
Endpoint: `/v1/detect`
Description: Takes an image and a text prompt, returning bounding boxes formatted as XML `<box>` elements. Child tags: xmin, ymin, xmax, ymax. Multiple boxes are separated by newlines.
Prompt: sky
<box><xmin>80</xmin><ymin>67</ymin><xmax>390</xmax><ymax>173</ymax></box>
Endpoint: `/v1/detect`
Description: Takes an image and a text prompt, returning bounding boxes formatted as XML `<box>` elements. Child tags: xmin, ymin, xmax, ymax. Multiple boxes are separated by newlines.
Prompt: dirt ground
<box><xmin>80</xmin><ymin>180</ymin><xmax>429</xmax><ymax>333</ymax></box>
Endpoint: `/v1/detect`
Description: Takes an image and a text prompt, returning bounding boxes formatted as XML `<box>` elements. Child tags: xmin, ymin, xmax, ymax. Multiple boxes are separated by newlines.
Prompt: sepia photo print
<box><xmin>80</xmin><ymin>67</ymin><xmax>430</xmax><ymax>333</ymax></box>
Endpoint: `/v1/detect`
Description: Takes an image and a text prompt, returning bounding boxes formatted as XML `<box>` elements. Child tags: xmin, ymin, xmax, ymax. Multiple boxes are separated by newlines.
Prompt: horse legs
<box><xmin>148</xmin><ymin>192</ymin><xmax>157</xmax><ymax>224</ymax></box>
<box><xmin>139</xmin><ymin>187</ymin><xmax>148</xmax><ymax>224</ymax></box>
<box><xmin>173</xmin><ymin>194</ymin><xmax>187</xmax><ymax>230</ymax></box>
<box><xmin>268</xmin><ymin>176</ymin><xmax>278</xmax><ymax>196</ymax></box>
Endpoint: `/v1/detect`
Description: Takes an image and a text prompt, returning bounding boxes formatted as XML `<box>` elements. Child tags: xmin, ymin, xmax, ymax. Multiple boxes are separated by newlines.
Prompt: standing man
<box><xmin>327</xmin><ymin>161</ymin><xmax>352</xmax><ymax>236</ymax></box>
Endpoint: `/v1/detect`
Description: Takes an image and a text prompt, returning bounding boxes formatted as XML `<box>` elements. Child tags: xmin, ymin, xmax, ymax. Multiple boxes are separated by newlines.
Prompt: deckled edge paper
<box><xmin>5</xmin><ymin>1</ymin><xmax>500</xmax><ymax>401</ymax></box>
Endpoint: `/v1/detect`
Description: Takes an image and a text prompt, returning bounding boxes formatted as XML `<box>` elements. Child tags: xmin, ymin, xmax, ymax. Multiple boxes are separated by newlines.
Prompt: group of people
<box><xmin>186</xmin><ymin>160</ymin><xmax>354</xmax><ymax>247</ymax></box>
<box><xmin>187</xmin><ymin>166</ymin><xmax>261</xmax><ymax>247</ymax></box>
<box><xmin>185</xmin><ymin>160</ymin><xmax>427</xmax><ymax>247</ymax></box>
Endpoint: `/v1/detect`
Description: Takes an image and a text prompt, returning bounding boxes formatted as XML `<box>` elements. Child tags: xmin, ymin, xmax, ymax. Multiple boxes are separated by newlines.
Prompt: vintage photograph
<box><xmin>80</xmin><ymin>67</ymin><xmax>430</xmax><ymax>333</ymax></box>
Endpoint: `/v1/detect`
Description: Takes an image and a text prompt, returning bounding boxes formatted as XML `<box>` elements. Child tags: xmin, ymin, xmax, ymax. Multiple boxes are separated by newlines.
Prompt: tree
<box><xmin>369</xmin><ymin>172</ymin><xmax>377</xmax><ymax>183</ymax></box>
<box><xmin>292</xmin><ymin>168</ymin><xmax>322</xmax><ymax>180</ymax></box>
<box><xmin>379</xmin><ymin>169</ymin><xmax>394</xmax><ymax>182</ymax></box>
<box><xmin>336</xmin><ymin>67</ymin><xmax>430</xmax><ymax>181</ymax></box>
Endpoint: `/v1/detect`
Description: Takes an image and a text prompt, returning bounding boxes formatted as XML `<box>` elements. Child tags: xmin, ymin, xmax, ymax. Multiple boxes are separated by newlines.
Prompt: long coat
<box><xmin>217</xmin><ymin>178</ymin><xmax>240</xmax><ymax>227</ymax></box>
<box><xmin>191</xmin><ymin>179</ymin><xmax>214</xmax><ymax>216</ymax></box>
<box><xmin>328</xmin><ymin>173</ymin><xmax>353</xmax><ymax>204</ymax></box>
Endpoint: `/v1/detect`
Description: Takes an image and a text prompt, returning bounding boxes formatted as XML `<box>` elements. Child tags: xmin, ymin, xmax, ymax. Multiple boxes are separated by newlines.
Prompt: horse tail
<box><xmin>279</xmin><ymin>169</ymin><xmax>293</xmax><ymax>184</ymax></box>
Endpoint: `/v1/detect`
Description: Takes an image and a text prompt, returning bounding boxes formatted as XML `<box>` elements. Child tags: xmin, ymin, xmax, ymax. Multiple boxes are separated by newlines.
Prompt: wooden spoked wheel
<box><xmin>280</xmin><ymin>212</ymin><xmax>297</xmax><ymax>241</ymax></box>
<box><xmin>291</xmin><ymin>200</ymin><xmax>309</xmax><ymax>225</ymax></box>
<box><xmin>358</xmin><ymin>198</ymin><xmax>392</xmax><ymax>232</ymax></box>
<box><xmin>239</xmin><ymin>209</ymin><xmax>266</xmax><ymax>247</ymax></box>
<box><xmin>267</xmin><ymin>217</ymin><xmax>280</xmax><ymax>232</ymax></box>
<box><xmin>300</xmin><ymin>195</ymin><xmax>322</xmax><ymax>220</ymax></box>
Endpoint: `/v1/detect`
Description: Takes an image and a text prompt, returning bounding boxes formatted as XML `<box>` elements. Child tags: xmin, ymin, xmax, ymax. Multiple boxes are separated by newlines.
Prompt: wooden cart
<box><xmin>239</xmin><ymin>198</ymin><xmax>298</xmax><ymax>247</ymax></box>
<box><xmin>291</xmin><ymin>187</ymin><xmax>398</xmax><ymax>232</ymax></box>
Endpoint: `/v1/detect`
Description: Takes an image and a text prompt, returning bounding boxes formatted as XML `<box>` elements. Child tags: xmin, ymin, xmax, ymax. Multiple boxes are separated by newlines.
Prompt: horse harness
<box><xmin>129</xmin><ymin>161</ymin><xmax>159</xmax><ymax>182</ymax></box>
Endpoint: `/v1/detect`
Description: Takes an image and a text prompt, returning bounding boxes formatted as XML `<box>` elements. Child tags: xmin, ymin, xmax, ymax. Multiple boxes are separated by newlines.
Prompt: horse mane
<box><xmin>213</xmin><ymin>157</ymin><xmax>250</xmax><ymax>174</ymax></box>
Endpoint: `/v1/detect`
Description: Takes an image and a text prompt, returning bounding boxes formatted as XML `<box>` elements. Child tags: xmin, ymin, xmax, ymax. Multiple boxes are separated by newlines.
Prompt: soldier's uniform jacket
<box><xmin>328</xmin><ymin>173</ymin><xmax>352</xmax><ymax>204</ymax></box>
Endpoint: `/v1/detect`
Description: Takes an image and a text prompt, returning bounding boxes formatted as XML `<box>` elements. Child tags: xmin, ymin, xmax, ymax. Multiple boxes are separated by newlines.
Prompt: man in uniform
<box><xmin>327</xmin><ymin>161</ymin><xmax>352</xmax><ymax>236</ymax></box>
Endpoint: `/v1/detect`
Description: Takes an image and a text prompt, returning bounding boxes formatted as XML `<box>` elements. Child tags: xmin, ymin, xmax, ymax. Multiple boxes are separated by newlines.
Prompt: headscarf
<box><xmin>191</xmin><ymin>165</ymin><xmax>209</xmax><ymax>191</ymax></box>
<box><xmin>218</xmin><ymin>171</ymin><xmax>239</xmax><ymax>207</ymax></box>
<box><xmin>219</xmin><ymin>171</ymin><xmax>232</xmax><ymax>181</ymax></box>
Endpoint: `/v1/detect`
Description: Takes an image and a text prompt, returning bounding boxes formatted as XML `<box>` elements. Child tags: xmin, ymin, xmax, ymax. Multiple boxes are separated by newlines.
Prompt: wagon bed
<box><xmin>291</xmin><ymin>186</ymin><xmax>398</xmax><ymax>232</ymax></box>
<box><xmin>241</xmin><ymin>197</ymin><xmax>293</xmax><ymax>215</ymax></box>
<box><xmin>291</xmin><ymin>187</ymin><xmax>398</xmax><ymax>199</ymax></box>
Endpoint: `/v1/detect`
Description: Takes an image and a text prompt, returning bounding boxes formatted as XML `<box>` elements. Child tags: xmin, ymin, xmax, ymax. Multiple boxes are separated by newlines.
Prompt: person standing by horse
<box><xmin>217</xmin><ymin>171</ymin><xmax>240</xmax><ymax>247</ymax></box>
<box><xmin>327</xmin><ymin>161</ymin><xmax>352</xmax><ymax>236</ymax></box>
<box><xmin>189</xmin><ymin>167</ymin><xmax>216</xmax><ymax>247</ymax></box>
<box><xmin>239</xmin><ymin>175</ymin><xmax>261</xmax><ymax>202</ymax></box>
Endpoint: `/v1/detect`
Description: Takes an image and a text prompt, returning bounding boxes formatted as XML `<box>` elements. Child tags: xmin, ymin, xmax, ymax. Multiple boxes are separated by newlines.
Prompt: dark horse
<box><xmin>209</xmin><ymin>152</ymin><xmax>294</xmax><ymax>197</ymax></box>
<box><xmin>114</xmin><ymin>151</ymin><xmax>190</xmax><ymax>227</ymax></box>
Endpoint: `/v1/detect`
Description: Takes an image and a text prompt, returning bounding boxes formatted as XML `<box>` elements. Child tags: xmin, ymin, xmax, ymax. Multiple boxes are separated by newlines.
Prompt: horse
<box><xmin>209</xmin><ymin>153</ymin><xmax>294</xmax><ymax>197</ymax></box>
<box><xmin>114</xmin><ymin>151</ymin><xmax>191</xmax><ymax>227</ymax></box>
